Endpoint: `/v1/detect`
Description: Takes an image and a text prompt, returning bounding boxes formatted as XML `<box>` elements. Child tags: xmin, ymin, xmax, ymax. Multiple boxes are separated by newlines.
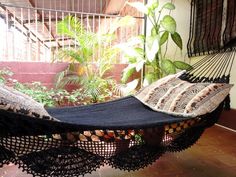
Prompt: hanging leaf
<box><xmin>123</xmin><ymin>47</ymin><xmax>144</xmax><ymax>65</ymax></box>
<box><xmin>124</xmin><ymin>79</ymin><xmax>139</xmax><ymax>94</ymax></box>
<box><xmin>173</xmin><ymin>61</ymin><xmax>193</xmax><ymax>70</ymax></box>
<box><xmin>147</xmin><ymin>1</ymin><xmax>159</xmax><ymax>14</ymax></box>
<box><xmin>144</xmin><ymin>72</ymin><xmax>157</xmax><ymax>86</ymax></box>
<box><xmin>151</xmin><ymin>26</ymin><xmax>157</xmax><ymax>36</ymax></box>
<box><xmin>146</xmin><ymin>37</ymin><xmax>159</xmax><ymax>62</ymax></box>
<box><xmin>160</xmin><ymin>15</ymin><xmax>176</xmax><ymax>34</ymax></box>
<box><xmin>117</xmin><ymin>44</ymin><xmax>139</xmax><ymax>58</ymax></box>
<box><xmin>121</xmin><ymin>65</ymin><xmax>135</xmax><ymax>83</ymax></box>
<box><xmin>127</xmin><ymin>2</ymin><xmax>148</xmax><ymax>14</ymax></box>
<box><xmin>160</xmin><ymin>31</ymin><xmax>169</xmax><ymax>46</ymax></box>
<box><xmin>126</xmin><ymin>56</ymin><xmax>137</xmax><ymax>64</ymax></box>
<box><xmin>57</xmin><ymin>16</ymin><xmax>85</xmax><ymax>38</ymax></box>
<box><xmin>162</xmin><ymin>2</ymin><xmax>175</xmax><ymax>10</ymax></box>
<box><xmin>136</xmin><ymin>60</ymin><xmax>145</xmax><ymax>72</ymax></box>
<box><xmin>171</xmin><ymin>32</ymin><xmax>183</xmax><ymax>50</ymax></box>
<box><xmin>161</xmin><ymin>59</ymin><xmax>176</xmax><ymax>75</ymax></box>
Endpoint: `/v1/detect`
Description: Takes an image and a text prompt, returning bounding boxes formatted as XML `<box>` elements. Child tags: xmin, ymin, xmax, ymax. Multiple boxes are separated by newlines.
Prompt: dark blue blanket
<box><xmin>47</xmin><ymin>96</ymin><xmax>191</xmax><ymax>129</ymax></box>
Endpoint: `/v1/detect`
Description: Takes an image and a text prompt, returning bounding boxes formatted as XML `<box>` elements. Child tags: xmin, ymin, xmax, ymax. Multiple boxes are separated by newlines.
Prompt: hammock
<box><xmin>0</xmin><ymin>49</ymin><xmax>235</xmax><ymax>177</ymax></box>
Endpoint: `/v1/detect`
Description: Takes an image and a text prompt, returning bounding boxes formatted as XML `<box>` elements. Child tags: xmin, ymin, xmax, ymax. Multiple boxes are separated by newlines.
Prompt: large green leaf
<box><xmin>160</xmin><ymin>15</ymin><xmax>176</xmax><ymax>34</ymax></box>
<box><xmin>57</xmin><ymin>20</ymin><xmax>74</xmax><ymax>37</ymax></box>
<box><xmin>144</xmin><ymin>72</ymin><xmax>157</xmax><ymax>86</ymax></box>
<box><xmin>57</xmin><ymin>49</ymin><xmax>84</xmax><ymax>63</ymax></box>
<box><xmin>123</xmin><ymin>47</ymin><xmax>144</xmax><ymax>65</ymax></box>
<box><xmin>161</xmin><ymin>59</ymin><xmax>176</xmax><ymax>75</ymax></box>
<box><xmin>147</xmin><ymin>1</ymin><xmax>159</xmax><ymax>14</ymax></box>
<box><xmin>146</xmin><ymin>37</ymin><xmax>159</xmax><ymax>62</ymax></box>
<box><xmin>171</xmin><ymin>32</ymin><xmax>183</xmax><ymax>50</ymax></box>
<box><xmin>151</xmin><ymin>26</ymin><xmax>157</xmax><ymax>36</ymax></box>
<box><xmin>127</xmin><ymin>57</ymin><xmax>137</xmax><ymax>64</ymax></box>
<box><xmin>124</xmin><ymin>79</ymin><xmax>139</xmax><ymax>94</ymax></box>
<box><xmin>144</xmin><ymin>73</ymin><xmax>153</xmax><ymax>83</ymax></box>
<box><xmin>127</xmin><ymin>2</ymin><xmax>148</xmax><ymax>14</ymax></box>
<box><xmin>162</xmin><ymin>2</ymin><xmax>175</xmax><ymax>10</ymax></box>
<box><xmin>121</xmin><ymin>65</ymin><xmax>135</xmax><ymax>83</ymax></box>
<box><xmin>57</xmin><ymin>16</ymin><xmax>84</xmax><ymax>38</ymax></box>
<box><xmin>134</xmin><ymin>47</ymin><xmax>144</xmax><ymax>56</ymax></box>
<box><xmin>173</xmin><ymin>61</ymin><xmax>193</xmax><ymax>70</ymax></box>
<box><xmin>160</xmin><ymin>31</ymin><xmax>169</xmax><ymax>46</ymax></box>
<box><xmin>117</xmin><ymin>43</ymin><xmax>141</xmax><ymax>58</ymax></box>
<box><xmin>136</xmin><ymin>60</ymin><xmax>145</xmax><ymax>72</ymax></box>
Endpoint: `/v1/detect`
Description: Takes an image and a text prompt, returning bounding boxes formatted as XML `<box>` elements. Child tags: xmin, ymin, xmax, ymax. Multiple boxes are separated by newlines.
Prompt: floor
<box><xmin>0</xmin><ymin>125</ymin><xmax>236</xmax><ymax>177</ymax></box>
<box><xmin>218</xmin><ymin>109</ymin><xmax>236</xmax><ymax>130</ymax></box>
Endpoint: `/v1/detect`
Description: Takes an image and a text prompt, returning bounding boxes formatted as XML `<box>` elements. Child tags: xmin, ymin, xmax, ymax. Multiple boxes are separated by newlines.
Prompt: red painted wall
<box><xmin>0</xmin><ymin>62</ymin><xmax>139</xmax><ymax>88</ymax></box>
<box><xmin>0</xmin><ymin>62</ymin><xmax>69</xmax><ymax>88</ymax></box>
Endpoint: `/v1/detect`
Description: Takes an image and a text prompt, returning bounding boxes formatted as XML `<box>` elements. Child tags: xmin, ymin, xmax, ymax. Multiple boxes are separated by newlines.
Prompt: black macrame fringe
<box><xmin>224</xmin><ymin>95</ymin><xmax>231</xmax><ymax>110</ymax></box>
<box><xmin>0</xmin><ymin>146</ymin><xmax>15</xmax><ymax>167</ymax></box>
<box><xmin>0</xmin><ymin>104</ymin><xmax>223</xmax><ymax>177</ymax></box>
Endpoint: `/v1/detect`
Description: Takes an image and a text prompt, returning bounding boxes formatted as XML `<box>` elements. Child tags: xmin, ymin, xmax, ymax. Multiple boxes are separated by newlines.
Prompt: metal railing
<box><xmin>0</xmin><ymin>0</ymin><xmax>144</xmax><ymax>62</ymax></box>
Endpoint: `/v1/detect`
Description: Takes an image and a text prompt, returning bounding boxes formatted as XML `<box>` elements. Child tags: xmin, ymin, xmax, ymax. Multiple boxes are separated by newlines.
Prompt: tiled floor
<box><xmin>0</xmin><ymin>125</ymin><xmax>236</xmax><ymax>177</ymax></box>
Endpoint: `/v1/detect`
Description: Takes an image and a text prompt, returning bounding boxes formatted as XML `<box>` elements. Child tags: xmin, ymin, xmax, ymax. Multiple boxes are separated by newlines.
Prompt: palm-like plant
<box><xmin>55</xmin><ymin>15</ymin><xmax>134</xmax><ymax>103</ymax></box>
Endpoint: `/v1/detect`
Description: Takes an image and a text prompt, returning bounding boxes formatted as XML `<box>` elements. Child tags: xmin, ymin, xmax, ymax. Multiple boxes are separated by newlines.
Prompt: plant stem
<box><xmin>156</xmin><ymin>9</ymin><xmax>163</xmax><ymax>24</ymax></box>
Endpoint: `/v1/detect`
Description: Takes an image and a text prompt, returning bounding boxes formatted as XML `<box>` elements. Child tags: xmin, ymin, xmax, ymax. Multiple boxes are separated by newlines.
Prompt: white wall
<box><xmin>229</xmin><ymin>60</ymin><xmax>236</xmax><ymax>109</ymax></box>
<box><xmin>155</xmin><ymin>0</ymin><xmax>236</xmax><ymax>108</ymax></box>
<box><xmin>157</xmin><ymin>0</ymin><xmax>191</xmax><ymax>63</ymax></box>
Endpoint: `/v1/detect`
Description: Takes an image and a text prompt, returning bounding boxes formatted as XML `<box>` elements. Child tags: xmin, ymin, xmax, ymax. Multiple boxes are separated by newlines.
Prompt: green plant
<box><xmin>120</xmin><ymin>0</ymin><xmax>192</xmax><ymax>85</ymax></box>
<box><xmin>55</xmin><ymin>15</ymin><xmax>135</xmax><ymax>103</ymax></box>
<box><xmin>0</xmin><ymin>68</ymin><xmax>89</xmax><ymax>107</ymax></box>
<box><xmin>14</xmin><ymin>81</ymin><xmax>55</xmax><ymax>107</ymax></box>
<box><xmin>14</xmin><ymin>81</ymin><xmax>90</xmax><ymax>107</ymax></box>
<box><xmin>0</xmin><ymin>68</ymin><xmax>13</xmax><ymax>84</ymax></box>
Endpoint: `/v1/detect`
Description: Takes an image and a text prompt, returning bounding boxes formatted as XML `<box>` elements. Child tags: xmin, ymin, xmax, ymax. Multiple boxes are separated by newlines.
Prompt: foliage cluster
<box><xmin>0</xmin><ymin>2</ymin><xmax>194</xmax><ymax>105</ymax></box>
<box><xmin>0</xmin><ymin>68</ymin><xmax>14</xmax><ymax>84</ymax></box>
<box><xmin>120</xmin><ymin>0</ymin><xmax>192</xmax><ymax>86</ymax></box>
<box><xmin>0</xmin><ymin>68</ymin><xmax>105</xmax><ymax>107</ymax></box>
<box><xmin>55</xmin><ymin>15</ymin><xmax>135</xmax><ymax>102</ymax></box>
